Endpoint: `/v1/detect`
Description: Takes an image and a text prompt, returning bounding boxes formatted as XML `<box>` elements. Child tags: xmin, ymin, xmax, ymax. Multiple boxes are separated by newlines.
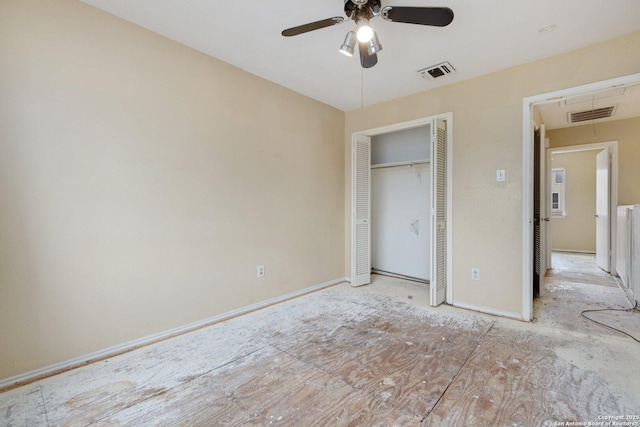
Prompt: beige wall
<box><xmin>345</xmin><ymin>31</ymin><xmax>640</xmax><ymax>317</ymax></box>
<box><xmin>0</xmin><ymin>0</ymin><xmax>345</xmax><ymax>381</ymax></box>
<box><xmin>547</xmin><ymin>117</ymin><xmax>640</xmax><ymax>206</ymax></box>
<box><xmin>550</xmin><ymin>151</ymin><xmax>597</xmax><ymax>252</ymax></box>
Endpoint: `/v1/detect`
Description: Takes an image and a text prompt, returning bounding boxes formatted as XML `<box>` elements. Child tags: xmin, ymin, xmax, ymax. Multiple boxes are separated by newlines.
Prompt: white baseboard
<box><xmin>552</xmin><ymin>249</ymin><xmax>596</xmax><ymax>254</ymax></box>
<box><xmin>453</xmin><ymin>301</ymin><xmax>524</xmax><ymax>321</ymax></box>
<box><xmin>0</xmin><ymin>277</ymin><xmax>347</xmax><ymax>391</ymax></box>
<box><xmin>614</xmin><ymin>275</ymin><xmax>638</xmax><ymax>309</ymax></box>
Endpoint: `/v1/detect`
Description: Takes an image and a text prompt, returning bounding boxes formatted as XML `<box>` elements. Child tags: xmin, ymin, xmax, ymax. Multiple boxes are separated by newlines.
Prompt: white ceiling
<box><xmin>80</xmin><ymin>0</ymin><xmax>640</xmax><ymax>112</ymax></box>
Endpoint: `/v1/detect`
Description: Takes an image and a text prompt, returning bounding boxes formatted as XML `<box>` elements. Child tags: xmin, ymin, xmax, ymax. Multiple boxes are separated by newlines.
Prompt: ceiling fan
<box><xmin>282</xmin><ymin>0</ymin><xmax>454</xmax><ymax>69</ymax></box>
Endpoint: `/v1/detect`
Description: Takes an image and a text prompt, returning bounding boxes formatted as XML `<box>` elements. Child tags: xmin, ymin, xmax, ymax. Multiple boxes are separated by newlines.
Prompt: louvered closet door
<box><xmin>533</xmin><ymin>129</ymin><xmax>541</xmax><ymax>297</ymax></box>
<box><xmin>430</xmin><ymin>119</ymin><xmax>447</xmax><ymax>306</ymax></box>
<box><xmin>351</xmin><ymin>134</ymin><xmax>371</xmax><ymax>287</ymax></box>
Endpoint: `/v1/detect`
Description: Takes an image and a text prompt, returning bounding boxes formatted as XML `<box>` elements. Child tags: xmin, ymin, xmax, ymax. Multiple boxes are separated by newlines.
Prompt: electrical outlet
<box><xmin>471</xmin><ymin>268</ymin><xmax>480</xmax><ymax>281</ymax></box>
<box><xmin>257</xmin><ymin>265</ymin><xmax>265</xmax><ymax>278</ymax></box>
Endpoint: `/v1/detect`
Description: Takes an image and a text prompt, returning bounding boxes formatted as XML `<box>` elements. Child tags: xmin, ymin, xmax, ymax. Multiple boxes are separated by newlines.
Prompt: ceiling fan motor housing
<box><xmin>345</xmin><ymin>0</ymin><xmax>381</xmax><ymax>19</ymax></box>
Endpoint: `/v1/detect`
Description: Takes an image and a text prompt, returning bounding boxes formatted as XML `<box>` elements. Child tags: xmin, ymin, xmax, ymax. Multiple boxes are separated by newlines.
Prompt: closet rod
<box><xmin>370</xmin><ymin>160</ymin><xmax>430</xmax><ymax>170</ymax></box>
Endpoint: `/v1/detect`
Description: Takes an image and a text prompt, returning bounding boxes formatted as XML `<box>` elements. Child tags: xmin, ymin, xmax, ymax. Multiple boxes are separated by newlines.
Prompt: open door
<box><xmin>351</xmin><ymin>134</ymin><xmax>371</xmax><ymax>286</ymax></box>
<box><xmin>430</xmin><ymin>118</ymin><xmax>447</xmax><ymax>306</ymax></box>
<box><xmin>533</xmin><ymin>129</ymin><xmax>541</xmax><ymax>297</ymax></box>
<box><xmin>538</xmin><ymin>125</ymin><xmax>549</xmax><ymax>293</ymax></box>
<box><xmin>533</xmin><ymin>125</ymin><xmax>550</xmax><ymax>298</ymax></box>
<box><xmin>545</xmin><ymin>140</ymin><xmax>553</xmax><ymax>271</ymax></box>
<box><xmin>595</xmin><ymin>148</ymin><xmax>610</xmax><ymax>272</ymax></box>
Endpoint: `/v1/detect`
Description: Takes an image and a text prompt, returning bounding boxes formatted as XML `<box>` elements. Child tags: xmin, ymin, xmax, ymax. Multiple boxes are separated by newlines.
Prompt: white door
<box><xmin>351</xmin><ymin>134</ymin><xmax>371</xmax><ymax>286</ymax></box>
<box><xmin>595</xmin><ymin>148</ymin><xmax>610</xmax><ymax>272</ymax></box>
<box><xmin>539</xmin><ymin>126</ymin><xmax>548</xmax><ymax>283</ymax></box>
<box><xmin>430</xmin><ymin>118</ymin><xmax>447</xmax><ymax>306</ymax></box>
<box><xmin>545</xmin><ymin>144</ymin><xmax>553</xmax><ymax>270</ymax></box>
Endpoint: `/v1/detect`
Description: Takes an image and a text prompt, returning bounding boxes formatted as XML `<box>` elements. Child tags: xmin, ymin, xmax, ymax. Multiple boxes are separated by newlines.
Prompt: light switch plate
<box><xmin>496</xmin><ymin>169</ymin><xmax>506</xmax><ymax>182</ymax></box>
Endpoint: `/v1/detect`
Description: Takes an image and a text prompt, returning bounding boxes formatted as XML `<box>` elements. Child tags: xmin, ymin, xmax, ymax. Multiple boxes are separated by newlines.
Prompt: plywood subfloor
<box><xmin>2</xmin><ymin>253</ymin><xmax>639</xmax><ymax>426</ymax></box>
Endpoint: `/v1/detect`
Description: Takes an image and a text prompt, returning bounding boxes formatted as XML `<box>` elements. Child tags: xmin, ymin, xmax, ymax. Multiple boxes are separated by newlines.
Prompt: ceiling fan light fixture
<box><xmin>367</xmin><ymin>32</ymin><xmax>382</xmax><ymax>55</ymax></box>
<box><xmin>281</xmin><ymin>4</ymin><xmax>454</xmax><ymax>69</ymax></box>
<box><xmin>356</xmin><ymin>18</ymin><xmax>374</xmax><ymax>43</ymax></box>
<box><xmin>339</xmin><ymin>31</ymin><xmax>356</xmax><ymax>56</ymax></box>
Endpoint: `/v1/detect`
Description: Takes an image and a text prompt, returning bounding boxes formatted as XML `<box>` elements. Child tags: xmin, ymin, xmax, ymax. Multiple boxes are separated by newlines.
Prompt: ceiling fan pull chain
<box><xmin>361</xmin><ymin>66</ymin><xmax>364</xmax><ymax>109</ymax></box>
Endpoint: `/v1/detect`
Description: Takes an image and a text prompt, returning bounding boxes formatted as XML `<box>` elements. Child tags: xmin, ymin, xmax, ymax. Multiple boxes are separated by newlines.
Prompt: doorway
<box><xmin>547</xmin><ymin>143</ymin><xmax>618</xmax><ymax>273</ymax></box>
<box><xmin>370</xmin><ymin>125</ymin><xmax>431</xmax><ymax>281</ymax></box>
<box><xmin>350</xmin><ymin>113</ymin><xmax>453</xmax><ymax>307</ymax></box>
<box><xmin>522</xmin><ymin>73</ymin><xmax>640</xmax><ymax>320</ymax></box>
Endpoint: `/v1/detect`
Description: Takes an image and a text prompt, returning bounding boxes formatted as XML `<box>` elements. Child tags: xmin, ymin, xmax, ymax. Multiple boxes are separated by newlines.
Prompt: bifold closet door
<box><xmin>351</xmin><ymin>134</ymin><xmax>371</xmax><ymax>287</ymax></box>
<box><xmin>430</xmin><ymin>118</ymin><xmax>447</xmax><ymax>306</ymax></box>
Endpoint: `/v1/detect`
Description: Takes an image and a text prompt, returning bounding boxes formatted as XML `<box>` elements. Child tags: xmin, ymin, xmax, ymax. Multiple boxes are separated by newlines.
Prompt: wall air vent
<box><xmin>418</xmin><ymin>61</ymin><xmax>456</xmax><ymax>80</ymax></box>
<box><xmin>568</xmin><ymin>106</ymin><xmax>616</xmax><ymax>124</ymax></box>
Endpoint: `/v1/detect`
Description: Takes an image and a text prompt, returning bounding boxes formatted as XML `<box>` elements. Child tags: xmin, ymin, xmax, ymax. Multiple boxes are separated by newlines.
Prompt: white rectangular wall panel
<box><xmin>371</xmin><ymin>164</ymin><xmax>431</xmax><ymax>280</ymax></box>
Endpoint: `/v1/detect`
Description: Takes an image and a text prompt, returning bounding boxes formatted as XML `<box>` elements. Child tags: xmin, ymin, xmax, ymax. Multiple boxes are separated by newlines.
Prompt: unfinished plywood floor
<box><xmin>2</xmin><ymin>253</ymin><xmax>639</xmax><ymax>426</ymax></box>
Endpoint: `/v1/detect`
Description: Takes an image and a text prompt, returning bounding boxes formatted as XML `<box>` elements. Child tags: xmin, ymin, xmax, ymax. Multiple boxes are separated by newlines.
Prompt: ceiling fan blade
<box><xmin>381</xmin><ymin>6</ymin><xmax>454</xmax><ymax>27</ymax></box>
<box><xmin>282</xmin><ymin>17</ymin><xmax>344</xmax><ymax>37</ymax></box>
<box><xmin>359</xmin><ymin>42</ymin><xmax>377</xmax><ymax>69</ymax></box>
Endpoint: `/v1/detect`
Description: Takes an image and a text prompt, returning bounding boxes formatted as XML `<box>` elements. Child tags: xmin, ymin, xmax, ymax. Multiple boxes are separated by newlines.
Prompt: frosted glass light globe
<box><xmin>356</xmin><ymin>20</ymin><xmax>373</xmax><ymax>43</ymax></box>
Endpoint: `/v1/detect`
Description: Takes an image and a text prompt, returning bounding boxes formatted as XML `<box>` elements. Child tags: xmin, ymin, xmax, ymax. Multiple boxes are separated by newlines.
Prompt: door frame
<box><xmin>351</xmin><ymin>112</ymin><xmax>453</xmax><ymax>303</ymax></box>
<box><xmin>522</xmin><ymin>73</ymin><xmax>640</xmax><ymax>320</ymax></box>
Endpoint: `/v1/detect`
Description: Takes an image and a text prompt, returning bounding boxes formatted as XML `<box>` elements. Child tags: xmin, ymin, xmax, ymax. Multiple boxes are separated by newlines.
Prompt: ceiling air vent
<box><xmin>568</xmin><ymin>106</ymin><xmax>616</xmax><ymax>124</ymax></box>
<box><xmin>418</xmin><ymin>61</ymin><xmax>456</xmax><ymax>80</ymax></box>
